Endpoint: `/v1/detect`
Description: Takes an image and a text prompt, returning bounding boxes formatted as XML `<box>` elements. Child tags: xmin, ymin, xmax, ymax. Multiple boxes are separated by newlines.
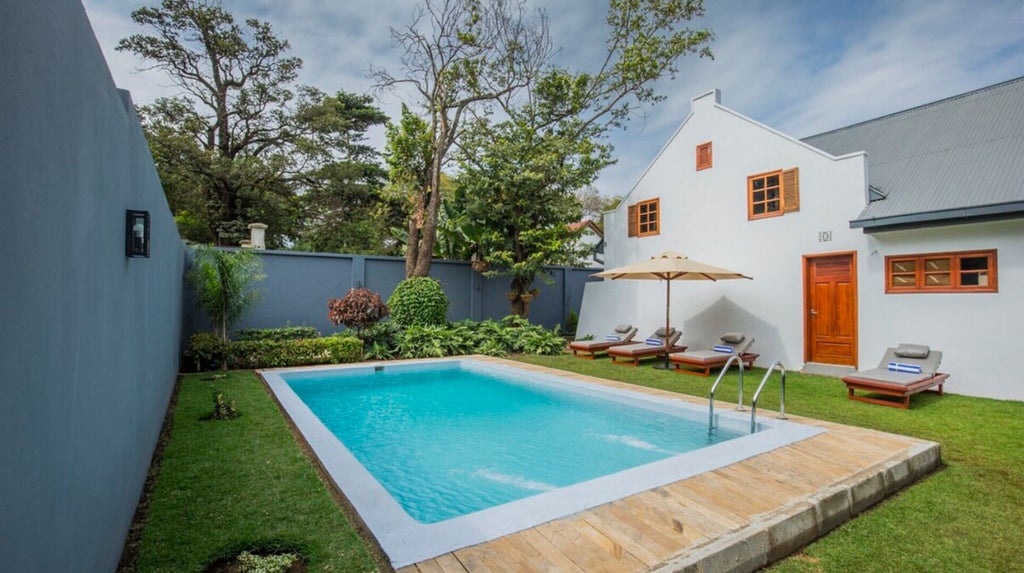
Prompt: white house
<box><xmin>578</xmin><ymin>78</ymin><xmax>1024</xmax><ymax>401</ymax></box>
<box><xmin>568</xmin><ymin>219</ymin><xmax>605</xmax><ymax>268</ymax></box>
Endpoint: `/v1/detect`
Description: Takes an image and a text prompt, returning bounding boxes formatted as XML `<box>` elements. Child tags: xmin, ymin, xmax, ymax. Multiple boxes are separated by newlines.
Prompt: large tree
<box><xmin>450</xmin><ymin>0</ymin><xmax>713</xmax><ymax>316</ymax></box>
<box><xmin>372</xmin><ymin>0</ymin><xmax>553</xmax><ymax>277</ymax></box>
<box><xmin>454</xmin><ymin>111</ymin><xmax>610</xmax><ymax>317</ymax></box>
<box><xmin>375</xmin><ymin>0</ymin><xmax>712</xmax><ymax>278</ymax></box>
<box><xmin>120</xmin><ymin>0</ymin><xmax>388</xmax><ymax>249</ymax></box>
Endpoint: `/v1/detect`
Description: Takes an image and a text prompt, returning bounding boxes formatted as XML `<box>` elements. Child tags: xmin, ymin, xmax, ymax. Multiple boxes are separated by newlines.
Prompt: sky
<box><xmin>80</xmin><ymin>0</ymin><xmax>1024</xmax><ymax>197</ymax></box>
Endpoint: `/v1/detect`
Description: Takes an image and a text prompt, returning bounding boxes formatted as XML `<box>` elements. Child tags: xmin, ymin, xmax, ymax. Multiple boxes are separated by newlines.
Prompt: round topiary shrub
<box><xmin>388</xmin><ymin>277</ymin><xmax>449</xmax><ymax>327</ymax></box>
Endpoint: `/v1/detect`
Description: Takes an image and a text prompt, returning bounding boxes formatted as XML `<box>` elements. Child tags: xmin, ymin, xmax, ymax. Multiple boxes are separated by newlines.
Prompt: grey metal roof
<box><xmin>802</xmin><ymin>76</ymin><xmax>1024</xmax><ymax>231</ymax></box>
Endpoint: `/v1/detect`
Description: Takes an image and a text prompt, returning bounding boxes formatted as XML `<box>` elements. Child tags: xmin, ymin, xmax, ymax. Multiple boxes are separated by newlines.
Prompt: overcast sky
<box><xmin>81</xmin><ymin>0</ymin><xmax>1024</xmax><ymax>196</ymax></box>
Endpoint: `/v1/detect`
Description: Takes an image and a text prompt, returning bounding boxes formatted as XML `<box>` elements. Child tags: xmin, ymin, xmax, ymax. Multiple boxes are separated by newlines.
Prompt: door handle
<box><xmin>810</xmin><ymin>309</ymin><xmax>817</xmax><ymax>316</ymax></box>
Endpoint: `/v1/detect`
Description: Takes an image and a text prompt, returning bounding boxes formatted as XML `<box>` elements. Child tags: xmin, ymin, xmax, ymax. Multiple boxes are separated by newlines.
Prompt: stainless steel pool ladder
<box><xmin>750</xmin><ymin>361</ymin><xmax>787</xmax><ymax>433</ymax></box>
<box><xmin>707</xmin><ymin>354</ymin><xmax>746</xmax><ymax>431</ymax></box>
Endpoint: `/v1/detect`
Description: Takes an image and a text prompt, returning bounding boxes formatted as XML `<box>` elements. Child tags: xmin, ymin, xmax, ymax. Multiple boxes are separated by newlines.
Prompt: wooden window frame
<box><xmin>747</xmin><ymin>170</ymin><xmax>784</xmax><ymax>220</ymax></box>
<box><xmin>636</xmin><ymin>198</ymin><xmax>660</xmax><ymax>237</ymax></box>
<box><xmin>885</xmin><ymin>249</ymin><xmax>998</xmax><ymax>293</ymax></box>
<box><xmin>696</xmin><ymin>142</ymin><xmax>712</xmax><ymax>171</ymax></box>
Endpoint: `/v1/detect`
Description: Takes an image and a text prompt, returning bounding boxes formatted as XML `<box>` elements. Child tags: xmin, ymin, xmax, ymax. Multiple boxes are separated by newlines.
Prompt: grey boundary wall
<box><xmin>183</xmin><ymin>250</ymin><xmax>601</xmax><ymax>339</ymax></box>
<box><xmin>0</xmin><ymin>2</ymin><xmax>184</xmax><ymax>571</ymax></box>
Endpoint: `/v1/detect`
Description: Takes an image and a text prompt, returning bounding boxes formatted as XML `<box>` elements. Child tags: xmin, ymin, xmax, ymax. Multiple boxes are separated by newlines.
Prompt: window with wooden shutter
<box><xmin>696</xmin><ymin>142</ymin><xmax>712</xmax><ymax>171</ymax></box>
<box><xmin>748</xmin><ymin>167</ymin><xmax>799</xmax><ymax>220</ymax></box>
<box><xmin>627</xmin><ymin>204</ymin><xmax>638</xmax><ymax>237</ymax></box>
<box><xmin>783</xmin><ymin>167</ymin><xmax>799</xmax><ymax>212</ymax></box>
<box><xmin>747</xmin><ymin>170</ymin><xmax>783</xmax><ymax>220</ymax></box>
<box><xmin>637</xmin><ymin>198</ymin><xmax>660</xmax><ymax>236</ymax></box>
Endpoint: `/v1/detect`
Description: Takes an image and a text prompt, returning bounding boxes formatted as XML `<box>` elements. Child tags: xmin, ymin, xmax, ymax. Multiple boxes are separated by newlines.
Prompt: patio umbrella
<box><xmin>593</xmin><ymin>251</ymin><xmax>752</xmax><ymax>369</ymax></box>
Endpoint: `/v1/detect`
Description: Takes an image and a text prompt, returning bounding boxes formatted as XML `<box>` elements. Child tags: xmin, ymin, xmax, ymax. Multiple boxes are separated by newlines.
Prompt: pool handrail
<box><xmin>750</xmin><ymin>361</ymin><xmax>787</xmax><ymax>433</ymax></box>
<box><xmin>707</xmin><ymin>354</ymin><xmax>745</xmax><ymax>431</ymax></box>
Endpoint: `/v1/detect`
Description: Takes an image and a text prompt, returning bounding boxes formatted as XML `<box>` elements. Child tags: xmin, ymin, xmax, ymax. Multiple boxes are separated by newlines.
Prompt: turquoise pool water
<box><xmin>283</xmin><ymin>361</ymin><xmax>743</xmax><ymax>524</ymax></box>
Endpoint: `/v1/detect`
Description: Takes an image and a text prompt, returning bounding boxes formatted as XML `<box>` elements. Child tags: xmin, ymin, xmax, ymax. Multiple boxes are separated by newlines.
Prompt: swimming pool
<box><xmin>263</xmin><ymin>358</ymin><xmax>823</xmax><ymax>567</ymax></box>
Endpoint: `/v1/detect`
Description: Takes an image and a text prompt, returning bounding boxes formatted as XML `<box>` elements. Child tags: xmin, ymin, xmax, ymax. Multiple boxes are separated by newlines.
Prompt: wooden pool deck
<box><xmin>394</xmin><ymin>358</ymin><xmax>940</xmax><ymax>573</ymax></box>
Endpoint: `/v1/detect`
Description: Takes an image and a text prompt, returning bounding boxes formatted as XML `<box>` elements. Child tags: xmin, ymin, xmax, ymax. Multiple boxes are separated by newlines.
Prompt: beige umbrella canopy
<box><xmin>593</xmin><ymin>251</ymin><xmax>752</xmax><ymax>368</ymax></box>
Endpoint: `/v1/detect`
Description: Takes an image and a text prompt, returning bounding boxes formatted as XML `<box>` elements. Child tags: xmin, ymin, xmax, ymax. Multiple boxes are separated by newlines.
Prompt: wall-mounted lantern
<box><xmin>126</xmin><ymin>209</ymin><xmax>150</xmax><ymax>258</ymax></box>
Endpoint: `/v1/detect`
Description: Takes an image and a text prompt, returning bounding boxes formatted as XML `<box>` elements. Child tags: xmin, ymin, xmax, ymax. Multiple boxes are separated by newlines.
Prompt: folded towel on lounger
<box><xmin>712</xmin><ymin>345</ymin><xmax>734</xmax><ymax>354</ymax></box>
<box><xmin>888</xmin><ymin>362</ymin><xmax>922</xmax><ymax>374</ymax></box>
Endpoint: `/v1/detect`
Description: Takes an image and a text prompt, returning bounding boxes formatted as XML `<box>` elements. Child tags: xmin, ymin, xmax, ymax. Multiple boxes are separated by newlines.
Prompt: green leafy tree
<box><xmin>450</xmin><ymin>0</ymin><xmax>712</xmax><ymax>316</ymax></box>
<box><xmin>294</xmin><ymin>91</ymin><xmax>398</xmax><ymax>253</ymax></box>
<box><xmin>376</xmin><ymin>0</ymin><xmax>711</xmax><ymax>279</ymax></box>
<box><xmin>373</xmin><ymin>0</ymin><xmax>553</xmax><ymax>278</ymax></box>
<box><xmin>186</xmin><ymin>246</ymin><xmax>265</xmax><ymax>342</ymax></box>
<box><xmin>455</xmin><ymin>113</ymin><xmax>609</xmax><ymax>317</ymax></box>
<box><xmin>119</xmin><ymin>0</ymin><xmax>388</xmax><ymax>249</ymax></box>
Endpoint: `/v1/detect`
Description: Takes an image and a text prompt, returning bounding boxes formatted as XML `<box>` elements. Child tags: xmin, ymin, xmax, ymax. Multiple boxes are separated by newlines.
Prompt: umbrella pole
<box><xmin>653</xmin><ymin>277</ymin><xmax>672</xmax><ymax>370</ymax></box>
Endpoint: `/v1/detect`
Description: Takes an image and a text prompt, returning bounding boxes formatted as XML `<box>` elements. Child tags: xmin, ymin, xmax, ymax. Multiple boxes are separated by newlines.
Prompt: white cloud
<box><xmin>80</xmin><ymin>0</ymin><xmax>1024</xmax><ymax>197</ymax></box>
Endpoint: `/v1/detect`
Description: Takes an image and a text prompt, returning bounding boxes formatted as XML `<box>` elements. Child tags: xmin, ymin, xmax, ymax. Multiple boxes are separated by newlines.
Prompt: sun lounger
<box><xmin>668</xmin><ymin>332</ymin><xmax>758</xmax><ymax>376</ymax></box>
<box><xmin>608</xmin><ymin>327</ymin><xmax>686</xmax><ymax>366</ymax></box>
<box><xmin>568</xmin><ymin>324</ymin><xmax>639</xmax><ymax>359</ymax></box>
<box><xmin>841</xmin><ymin>344</ymin><xmax>948</xmax><ymax>409</ymax></box>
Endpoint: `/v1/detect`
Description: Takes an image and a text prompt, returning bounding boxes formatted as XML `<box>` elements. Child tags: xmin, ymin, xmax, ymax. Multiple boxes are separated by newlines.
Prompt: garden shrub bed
<box><xmin>229</xmin><ymin>336</ymin><xmax>362</xmax><ymax>369</ymax></box>
<box><xmin>236</xmin><ymin>326</ymin><xmax>320</xmax><ymax>342</ymax></box>
<box><xmin>189</xmin><ymin>333</ymin><xmax>361</xmax><ymax>371</ymax></box>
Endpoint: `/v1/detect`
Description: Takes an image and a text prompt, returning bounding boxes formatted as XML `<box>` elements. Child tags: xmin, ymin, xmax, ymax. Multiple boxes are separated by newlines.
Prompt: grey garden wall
<box><xmin>0</xmin><ymin>2</ymin><xmax>184</xmax><ymax>571</ymax></box>
<box><xmin>183</xmin><ymin>250</ymin><xmax>600</xmax><ymax>338</ymax></box>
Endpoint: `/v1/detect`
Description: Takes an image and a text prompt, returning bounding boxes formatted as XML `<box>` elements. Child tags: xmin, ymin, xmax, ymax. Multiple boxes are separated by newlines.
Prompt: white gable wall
<box><xmin>582</xmin><ymin>90</ymin><xmax>867</xmax><ymax>369</ymax></box>
<box><xmin>579</xmin><ymin>88</ymin><xmax>1024</xmax><ymax>401</ymax></box>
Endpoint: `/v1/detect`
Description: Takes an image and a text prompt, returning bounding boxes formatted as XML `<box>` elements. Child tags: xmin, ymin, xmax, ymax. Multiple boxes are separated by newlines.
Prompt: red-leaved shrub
<box><xmin>327</xmin><ymin>288</ymin><xmax>390</xmax><ymax>337</ymax></box>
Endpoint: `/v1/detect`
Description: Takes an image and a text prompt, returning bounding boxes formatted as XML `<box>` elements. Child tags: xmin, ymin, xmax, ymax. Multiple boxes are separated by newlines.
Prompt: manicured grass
<box><xmin>132</xmin><ymin>371</ymin><xmax>378</xmax><ymax>572</ymax></box>
<box><xmin>135</xmin><ymin>357</ymin><xmax>1023</xmax><ymax>572</ymax></box>
<box><xmin>513</xmin><ymin>354</ymin><xmax>1024</xmax><ymax>573</ymax></box>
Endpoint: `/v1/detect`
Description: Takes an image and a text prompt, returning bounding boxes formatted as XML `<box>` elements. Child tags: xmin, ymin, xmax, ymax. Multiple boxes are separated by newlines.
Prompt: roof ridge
<box><xmin>803</xmin><ymin>75</ymin><xmax>1024</xmax><ymax>141</ymax></box>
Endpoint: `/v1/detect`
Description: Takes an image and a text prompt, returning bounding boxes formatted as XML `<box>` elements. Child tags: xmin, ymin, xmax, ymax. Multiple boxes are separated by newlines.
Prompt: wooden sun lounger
<box><xmin>609</xmin><ymin>344</ymin><xmax>688</xmax><ymax>366</ymax></box>
<box><xmin>568</xmin><ymin>325</ymin><xmax>638</xmax><ymax>359</ymax></box>
<box><xmin>671</xmin><ymin>352</ymin><xmax>760</xmax><ymax>376</ymax></box>
<box><xmin>841</xmin><ymin>344</ymin><xmax>948</xmax><ymax>409</ymax></box>
<box><xmin>607</xmin><ymin>329</ymin><xmax>686</xmax><ymax>366</ymax></box>
<box><xmin>842</xmin><ymin>371</ymin><xmax>949</xmax><ymax>409</ymax></box>
<box><xmin>668</xmin><ymin>333</ymin><xmax>757</xmax><ymax>376</ymax></box>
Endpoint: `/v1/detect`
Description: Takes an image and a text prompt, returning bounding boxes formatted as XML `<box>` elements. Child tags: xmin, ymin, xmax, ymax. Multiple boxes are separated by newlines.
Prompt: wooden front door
<box><xmin>804</xmin><ymin>253</ymin><xmax>857</xmax><ymax>366</ymax></box>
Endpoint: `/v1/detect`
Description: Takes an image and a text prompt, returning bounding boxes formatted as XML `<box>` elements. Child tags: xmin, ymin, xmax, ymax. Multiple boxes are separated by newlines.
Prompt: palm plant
<box><xmin>186</xmin><ymin>245</ymin><xmax>265</xmax><ymax>341</ymax></box>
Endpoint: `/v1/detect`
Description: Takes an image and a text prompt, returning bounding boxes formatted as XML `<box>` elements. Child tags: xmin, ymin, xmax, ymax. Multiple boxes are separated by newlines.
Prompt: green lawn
<box><xmin>514</xmin><ymin>355</ymin><xmax>1024</xmax><ymax>573</ymax></box>
<box><xmin>131</xmin><ymin>371</ymin><xmax>379</xmax><ymax>572</ymax></box>
<box><xmin>132</xmin><ymin>358</ymin><xmax>1024</xmax><ymax>572</ymax></box>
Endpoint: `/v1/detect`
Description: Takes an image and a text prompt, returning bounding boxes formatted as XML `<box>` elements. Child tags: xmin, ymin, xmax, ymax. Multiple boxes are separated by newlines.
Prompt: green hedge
<box><xmin>229</xmin><ymin>336</ymin><xmax>362</xmax><ymax>369</ymax></box>
<box><xmin>235</xmin><ymin>326</ymin><xmax>320</xmax><ymax>341</ymax></box>
<box><xmin>188</xmin><ymin>333</ymin><xmax>362</xmax><ymax>371</ymax></box>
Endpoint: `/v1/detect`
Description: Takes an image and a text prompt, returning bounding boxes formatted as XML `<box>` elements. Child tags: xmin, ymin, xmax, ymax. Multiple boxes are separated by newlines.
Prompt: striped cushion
<box><xmin>888</xmin><ymin>362</ymin><xmax>923</xmax><ymax>374</ymax></box>
<box><xmin>645</xmin><ymin>338</ymin><xmax>664</xmax><ymax>346</ymax></box>
<box><xmin>605</xmin><ymin>335</ymin><xmax>621</xmax><ymax>341</ymax></box>
<box><xmin>712</xmin><ymin>345</ymin><xmax>734</xmax><ymax>354</ymax></box>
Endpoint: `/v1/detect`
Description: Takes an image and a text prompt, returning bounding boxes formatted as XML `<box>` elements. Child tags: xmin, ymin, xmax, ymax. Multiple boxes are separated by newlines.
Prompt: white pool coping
<box><xmin>262</xmin><ymin>358</ymin><xmax>824</xmax><ymax>568</ymax></box>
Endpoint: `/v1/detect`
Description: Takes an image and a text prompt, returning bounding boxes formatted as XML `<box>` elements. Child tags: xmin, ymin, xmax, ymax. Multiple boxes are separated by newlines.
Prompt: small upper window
<box><xmin>696</xmin><ymin>142</ymin><xmax>712</xmax><ymax>171</ymax></box>
<box><xmin>637</xmin><ymin>198</ymin><xmax>660</xmax><ymax>236</ymax></box>
<box><xmin>886</xmin><ymin>250</ymin><xmax>997</xmax><ymax>293</ymax></box>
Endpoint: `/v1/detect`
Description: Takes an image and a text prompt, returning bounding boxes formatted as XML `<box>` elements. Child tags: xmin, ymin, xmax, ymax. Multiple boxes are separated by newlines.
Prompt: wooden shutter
<box><xmin>627</xmin><ymin>204</ymin><xmax>638</xmax><ymax>237</ymax></box>
<box><xmin>696</xmin><ymin>142</ymin><xmax>712</xmax><ymax>170</ymax></box>
<box><xmin>783</xmin><ymin>167</ymin><xmax>800</xmax><ymax>212</ymax></box>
